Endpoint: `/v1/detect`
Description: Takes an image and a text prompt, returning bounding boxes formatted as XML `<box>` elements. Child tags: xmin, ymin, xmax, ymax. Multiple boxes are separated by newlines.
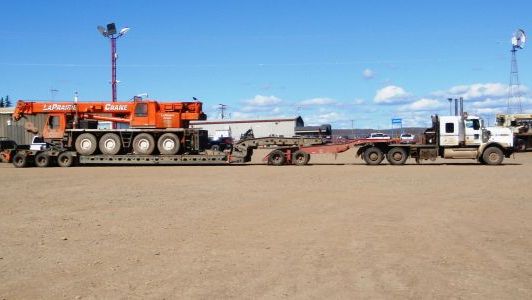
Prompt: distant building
<box><xmin>190</xmin><ymin>117</ymin><xmax>304</xmax><ymax>140</ymax></box>
<box><xmin>0</xmin><ymin>107</ymin><xmax>46</xmax><ymax>144</ymax></box>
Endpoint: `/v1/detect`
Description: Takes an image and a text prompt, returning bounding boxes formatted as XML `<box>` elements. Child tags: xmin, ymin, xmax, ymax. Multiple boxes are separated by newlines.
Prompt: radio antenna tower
<box><xmin>218</xmin><ymin>104</ymin><xmax>228</xmax><ymax>119</ymax></box>
<box><xmin>507</xmin><ymin>29</ymin><xmax>526</xmax><ymax>114</ymax></box>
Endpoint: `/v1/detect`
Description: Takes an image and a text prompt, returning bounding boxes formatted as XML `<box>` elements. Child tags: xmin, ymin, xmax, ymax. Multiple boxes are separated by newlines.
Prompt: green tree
<box><xmin>4</xmin><ymin>95</ymin><xmax>11</xmax><ymax>107</ymax></box>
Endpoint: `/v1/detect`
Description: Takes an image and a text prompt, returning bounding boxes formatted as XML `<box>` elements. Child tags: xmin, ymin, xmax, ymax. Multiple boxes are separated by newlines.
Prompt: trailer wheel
<box><xmin>386</xmin><ymin>147</ymin><xmax>408</xmax><ymax>165</ymax></box>
<box><xmin>12</xmin><ymin>152</ymin><xmax>29</xmax><ymax>168</ymax></box>
<box><xmin>57</xmin><ymin>152</ymin><xmax>75</xmax><ymax>167</ymax></box>
<box><xmin>133</xmin><ymin>133</ymin><xmax>155</xmax><ymax>155</ymax></box>
<box><xmin>482</xmin><ymin>147</ymin><xmax>504</xmax><ymax>165</ymax></box>
<box><xmin>292</xmin><ymin>150</ymin><xmax>310</xmax><ymax>166</ymax></box>
<box><xmin>268</xmin><ymin>150</ymin><xmax>286</xmax><ymax>166</ymax></box>
<box><xmin>99</xmin><ymin>133</ymin><xmax>122</xmax><ymax>155</ymax></box>
<box><xmin>363</xmin><ymin>147</ymin><xmax>384</xmax><ymax>165</ymax></box>
<box><xmin>157</xmin><ymin>133</ymin><xmax>180</xmax><ymax>155</ymax></box>
<box><xmin>35</xmin><ymin>152</ymin><xmax>51</xmax><ymax>167</ymax></box>
<box><xmin>75</xmin><ymin>133</ymin><xmax>97</xmax><ymax>155</ymax></box>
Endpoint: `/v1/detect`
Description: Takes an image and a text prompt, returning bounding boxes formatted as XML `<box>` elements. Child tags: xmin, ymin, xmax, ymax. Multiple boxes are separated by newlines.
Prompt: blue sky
<box><xmin>1</xmin><ymin>0</ymin><xmax>531</xmax><ymax>128</ymax></box>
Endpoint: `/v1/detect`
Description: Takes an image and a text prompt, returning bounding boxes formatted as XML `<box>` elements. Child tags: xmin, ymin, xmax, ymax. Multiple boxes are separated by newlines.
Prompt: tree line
<box><xmin>0</xmin><ymin>95</ymin><xmax>12</xmax><ymax>107</ymax></box>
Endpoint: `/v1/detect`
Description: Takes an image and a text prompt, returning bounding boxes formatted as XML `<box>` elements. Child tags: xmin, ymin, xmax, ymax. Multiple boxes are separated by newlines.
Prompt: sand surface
<box><xmin>1</xmin><ymin>150</ymin><xmax>531</xmax><ymax>299</ymax></box>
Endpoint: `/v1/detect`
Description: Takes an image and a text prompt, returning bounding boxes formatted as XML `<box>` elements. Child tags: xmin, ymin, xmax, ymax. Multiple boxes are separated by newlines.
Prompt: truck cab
<box><xmin>438</xmin><ymin>115</ymin><xmax>482</xmax><ymax>147</ymax></box>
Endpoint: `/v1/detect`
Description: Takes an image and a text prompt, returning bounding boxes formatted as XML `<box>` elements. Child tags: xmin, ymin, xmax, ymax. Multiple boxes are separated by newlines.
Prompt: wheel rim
<box><xmin>392</xmin><ymin>152</ymin><xmax>403</xmax><ymax>161</ymax></box>
<box><xmin>15</xmin><ymin>157</ymin><xmax>23</xmax><ymax>165</ymax></box>
<box><xmin>138</xmin><ymin>139</ymin><xmax>150</xmax><ymax>151</ymax></box>
<box><xmin>80</xmin><ymin>139</ymin><xmax>92</xmax><ymax>150</ymax></box>
<box><xmin>296</xmin><ymin>154</ymin><xmax>305</xmax><ymax>163</ymax></box>
<box><xmin>369</xmin><ymin>152</ymin><xmax>379</xmax><ymax>161</ymax></box>
<box><xmin>37</xmin><ymin>157</ymin><xmax>46</xmax><ymax>164</ymax></box>
<box><xmin>162</xmin><ymin>139</ymin><xmax>175</xmax><ymax>151</ymax></box>
<box><xmin>272</xmin><ymin>154</ymin><xmax>282</xmax><ymax>163</ymax></box>
<box><xmin>60</xmin><ymin>156</ymin><xmax>70</xmax><ymax>164</ymax></box>
<box><xmin>104</xmin><ymin>139</ymin><xmax>116</xmax><ymax>150</ymax></box>
<box><xmin>488</xmin><ymin>152</ymin><xmax>499</xmax><ymax>162</ymax></box>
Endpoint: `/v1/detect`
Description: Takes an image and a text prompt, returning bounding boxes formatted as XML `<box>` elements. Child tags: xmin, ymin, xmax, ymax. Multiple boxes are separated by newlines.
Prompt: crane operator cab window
<box><xmin>135</xmin><ymin>103</ymin><xmax>148</xmax><ymax>117</ymax></box>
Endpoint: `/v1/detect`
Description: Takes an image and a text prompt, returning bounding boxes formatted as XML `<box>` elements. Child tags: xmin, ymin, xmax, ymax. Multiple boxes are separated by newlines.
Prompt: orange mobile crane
<box><xmin>10</xmin><ymin>98</ymin><xmax>214</xmax><ymax>166</ymax></box>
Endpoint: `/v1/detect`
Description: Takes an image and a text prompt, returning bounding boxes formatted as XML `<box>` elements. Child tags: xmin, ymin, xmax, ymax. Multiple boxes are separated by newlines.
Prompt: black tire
<box><xmin>478</xmin><ymin>156</ymin><xmax>487</xmax><ymax>165</ymax></box>
<box><xmin>386</xmin><ymin>147</ymin><xmax>408</xmax><ymax>165</ymax></box>
<box><xmin>210</xmin><ymin>144</ymin><xmax>220</xmax><ymax>152</ymax></box>
<box><xmin>268</xmin><ymin>149</ymin><xmax>286</xmax><ymax>166</ymax></box>
<box><xmin>57</xmin><ymin>152</ymin><xmax>75</xmax><ymax>167</ymax></box>
<box><xmin>482</xmin><ymin>147</ymin><xmax>504</xmax><ymax>165</ymax></box>
<box><xmin>133</xmin><ymin>133</ymin><xmax>155</xmax><ymax>155</ymax></box>
<box><xmin>157</xmin><ymin>133</ymin><xmax>180</xmax><ymax>155</ymax></box>
<box><xmin>99</xmin><ymin>133</ymin><xmax>122</xmax><ymax>155</ymax></box>
<box><xmin>292</xmin><ymin>150</ymin><xmax>310</xmax><ymax>166</ymax></box>
<box><xmin>35</xmin><ymin>152</ymin><xmax>51</xmax><ymax>167</ymax></box>
<box><xmin>363</xmin><ymin>147</ymin><xmax>384</xmax><ymax>165</ymax></box>
<box><xmin>75</xmin><ymin>133</ymin><xmax>97</xmax><ymax>155</ymax></box>
<box><xmin>12</xmin><ymin>152</ymin><xmax>29</xmax><ymax>168</ymax></box>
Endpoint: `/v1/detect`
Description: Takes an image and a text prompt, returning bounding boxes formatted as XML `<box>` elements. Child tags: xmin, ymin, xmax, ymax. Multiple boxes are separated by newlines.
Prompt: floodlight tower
<box><xmin>507</xmin><ymin>29</ymin><xmax>526</xmax><ymax>114</ymax></box>
<box><xmin>97</xmin><ymin>23</ymin><xmax>130</xmax><ymax>103</ymax></box>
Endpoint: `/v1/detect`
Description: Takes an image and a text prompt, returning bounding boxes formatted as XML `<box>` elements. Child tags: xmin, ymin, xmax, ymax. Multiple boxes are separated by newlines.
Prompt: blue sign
<box><xmin>391</xmin><ymin>118</ymin><xmax>402</xmax><ymax>124</ymax></box>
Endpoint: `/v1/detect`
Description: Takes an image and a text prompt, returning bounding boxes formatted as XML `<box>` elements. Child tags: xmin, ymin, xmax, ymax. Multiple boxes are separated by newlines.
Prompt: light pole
<box><xmin>97</xmin><ymin>23</ymin><xmax>130</xmax><ymax>102</ymax></box>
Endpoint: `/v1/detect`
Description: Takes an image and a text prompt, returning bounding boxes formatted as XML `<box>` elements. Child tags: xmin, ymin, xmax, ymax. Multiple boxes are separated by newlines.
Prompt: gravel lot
<box><xmin>1</xmin><ymin>150</ymin><xmax>531</xmax><ymax>299</ymax></box>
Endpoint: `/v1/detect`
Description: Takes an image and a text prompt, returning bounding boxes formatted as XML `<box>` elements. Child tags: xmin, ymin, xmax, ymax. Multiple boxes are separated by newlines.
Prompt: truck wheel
<box><xmin>386</xmin><ymin>147</ymin><xmax>408</xmax><ymax>165</ymax></box>
<box><xmin>363</xmin><ymin>147</ymin><xmax>384</xmax><ymax>165</ymax></box>
<box><xmin>99</xmin><ymin>133</ymin><xmax>122</xmax><ymax>155</ymax></box>
<box><xmin>35</xmin><ymin>152</ymin><xmax>51</xmax><ymax>167</ymax></box>
<box><xmin>133</xmin><ymin>133</ymin><xmax>155</xmax><ymax>155</ymax></box>
<box><xmin>157</xmin><ymin>133</ymin><xmax>180</xmax><ymax>155</ymax></box>
<box><xmin>75</xmin><ymin>133</ymin><xmax>97</xmax><ymax>155</ymax></box>
<box><xmin>268</xmin><ymin>149</ymin><xmax>286</xmax><ymax>166</ymax></box>
<box><xmin>12</xmin><ymin>152</ymin><xmax>29</xmax><ymax>168</ymax></box>
<box><xmin>292</xmin><ymin>150</ymin><xmax>310</xmax><ymax>166</ymax></box>
<box><xmin>57</xmin><ymin>152</ymin><xmax>75</xmax><ymax>167</ymax></box>
<box><xmin>482</xmin><ymin>147</ymin><xmax>504</xmax><ymax>165</ymax></box>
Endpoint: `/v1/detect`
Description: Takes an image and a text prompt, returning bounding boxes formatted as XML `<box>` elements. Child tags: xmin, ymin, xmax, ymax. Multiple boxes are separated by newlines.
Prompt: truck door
<box><xmin>131</xmin><ymin>102</ymin><xmax>150</xmax><ymax>127</ymax></box>
<box><xmin>42</xmin><ymin>114</ymin><xmax>66</xmax><ymax>139</ymax></box>
<box><xmin>464</xmin><ymin>118</ymin><xmax>481</xmax><ymax>146</ymax></box>
<box><xmin>439</xmin><ymin>118</ymin><xmax>459</xmax><ymax>146</ymax></box>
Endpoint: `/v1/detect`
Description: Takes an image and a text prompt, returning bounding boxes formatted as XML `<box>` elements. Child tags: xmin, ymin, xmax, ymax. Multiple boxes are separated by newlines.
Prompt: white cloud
<box><xmin>305</xmin><ymin>111</ymin><xmax>345</xmax><ymax>125</ymax></box>
<box><xmin>374</xmin><ymin>85</ymin><xmax>412</xmax><ymax>104</ymax></box>
<box><xmin>299</xmin><ymin>97</ymin><xmax>337</xmax><ymax>106</ymax></box>
<box><xmin>362</xmin><ymin>68</ymin><xmax>375</xmax><ymax>79</ymax></box>
<box><xmin>433</xmin><ymin>83</ymin><xmax>524</xmax><ymax>101</ymax></box>
<box><xmin>244</xmin><ymin>95</ymin><xmax>282</xmax><ymax>106</ymax></box>
<box><xmin>353</xmin><ymin>98</ymin><xmax>365</xmax><ymax>105</ymax></box>
<box><xmin>400</xmin><ymin>98</ymin><xmax>445</xmax><ymax>111</ymax></box>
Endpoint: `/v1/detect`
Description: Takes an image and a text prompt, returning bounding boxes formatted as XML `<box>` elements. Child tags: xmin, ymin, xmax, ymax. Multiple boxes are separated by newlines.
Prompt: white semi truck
<box><xmin>356</xmin><ymin>113</ymin><xmax>515</xmax><ymax>165</ymax></box>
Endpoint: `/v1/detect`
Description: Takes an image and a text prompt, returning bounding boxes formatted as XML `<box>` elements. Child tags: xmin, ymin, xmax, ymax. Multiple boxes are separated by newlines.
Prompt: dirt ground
<box><xmin>0</xmin><ymin>150</ymin><xmax>531</xmax><ymax>299</ymax></box>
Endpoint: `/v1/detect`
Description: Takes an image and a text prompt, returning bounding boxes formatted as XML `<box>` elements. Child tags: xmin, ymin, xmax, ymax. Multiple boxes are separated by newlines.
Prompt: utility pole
<box><xmin>218</xmin><ymin>104</ymin><xmax>228</xmax><ymax>119</ymax></box>
<box><xmin>351</xmin><ymin>119</ymin><xmax>355</xmax><ymax>138</ymax></box>
<box><xmin>50</xmin><ymin>89</ymin><xmax>59</xmax><ymax>101</ymax></box>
